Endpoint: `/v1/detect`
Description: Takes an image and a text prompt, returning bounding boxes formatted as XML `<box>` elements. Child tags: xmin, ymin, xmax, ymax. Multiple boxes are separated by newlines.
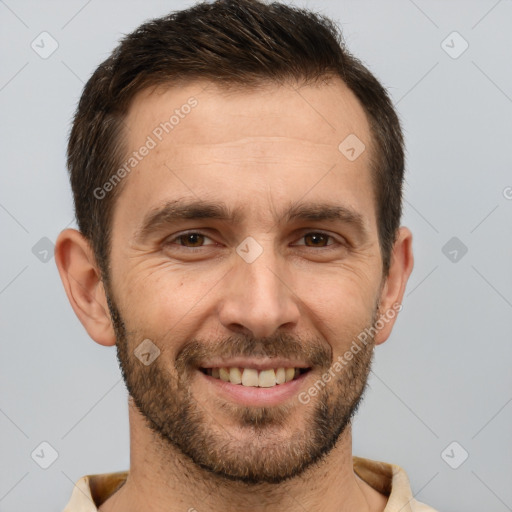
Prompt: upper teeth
<box><xmin>208</xmin><ymin>367</ymin><xmax>300</xmax><ymax>387</ymax></box>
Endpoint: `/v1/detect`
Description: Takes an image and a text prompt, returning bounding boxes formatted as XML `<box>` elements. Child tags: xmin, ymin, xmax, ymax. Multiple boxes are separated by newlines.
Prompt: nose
<box><xmin>217</xmin><ymin>245</ymin><xmax>300</xmax><ymax>339</ymax></box>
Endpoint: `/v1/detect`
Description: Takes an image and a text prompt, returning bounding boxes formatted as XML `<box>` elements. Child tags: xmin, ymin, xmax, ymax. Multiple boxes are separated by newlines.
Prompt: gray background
<box><xmin>1</xmin><ymin>0</ymin><xmax>511</xmax><ymax>510</ymax></box>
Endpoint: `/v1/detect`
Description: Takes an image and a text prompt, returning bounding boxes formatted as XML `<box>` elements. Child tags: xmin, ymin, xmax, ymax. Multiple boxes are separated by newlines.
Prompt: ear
<box><xmin>374</xmin><ymin>226</ymin><xmax>414</xmax><ymax>346</ymax></box>
<box><xmin>54</xmin><ymin>228</ymin><xmax>116</xmax><ymax>347</ymax></box>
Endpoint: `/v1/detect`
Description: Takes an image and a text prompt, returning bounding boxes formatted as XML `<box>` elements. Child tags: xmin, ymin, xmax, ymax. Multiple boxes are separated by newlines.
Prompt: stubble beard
<box><xmin>105</xmin><ymin>288</ymin><xmax>378</xmax><ymax>485</ymax></box>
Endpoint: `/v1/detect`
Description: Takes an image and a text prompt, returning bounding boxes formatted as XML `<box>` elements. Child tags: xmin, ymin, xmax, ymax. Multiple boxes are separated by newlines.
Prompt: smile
<box><xmin>200</xmin><ymin>367</ymin><xmax>311</xmax><ymax>388</ymax></box>
<box><xmin>198</xmin><ymin>366</ymin><xmax>312</xmax><ymax>407</ymax></box>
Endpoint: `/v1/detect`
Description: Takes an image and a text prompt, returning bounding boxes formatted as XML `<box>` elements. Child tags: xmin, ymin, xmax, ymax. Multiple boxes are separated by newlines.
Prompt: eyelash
<box><xmin>164</xmin><ymin>230</ymin><xmax>344</xmax><ymax>252</ymax></box>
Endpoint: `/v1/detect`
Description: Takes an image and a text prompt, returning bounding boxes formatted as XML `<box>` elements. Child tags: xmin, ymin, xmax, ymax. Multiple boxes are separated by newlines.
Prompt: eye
<box><xmin>163</xmin><ymin>230</ymin><xmax>344</xmax><ymax>252</ymax></box>
<box><xmin>165</xmin><ymin>231</ymin><xmax>216</xmax><ymax>250</ymax></box>
<box><xmin>293</xmin><ymin>231</ymin><xmax>341</xmax><ymax>248</ymax></box>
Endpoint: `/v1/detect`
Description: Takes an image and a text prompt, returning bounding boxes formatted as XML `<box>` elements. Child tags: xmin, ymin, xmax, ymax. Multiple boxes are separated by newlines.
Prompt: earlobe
<box><xmin>54</xmin><ymin>228</ymin><xmax>117</xmax><ymax>347</ymax></box>
<box><xmin>374</xmin><ymin>226</ymin><xmax>414</xmax><ymax>346</ymax></box>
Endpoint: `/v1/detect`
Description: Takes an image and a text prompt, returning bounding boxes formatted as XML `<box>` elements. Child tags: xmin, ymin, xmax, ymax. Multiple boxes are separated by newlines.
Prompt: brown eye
<box><xmin>303</xmin><ymin>232</ymin><xmax>332</xmax><ymax>247</ymax></box>
<box><xmin>165</xmin><ymin>232</ymin><xmax>215</xmax><ymax>250</ymax></box>
<box><xmin>177</xmin><ymin>233</ymin><xmax>206</xmax><ymax>247</ymax></box>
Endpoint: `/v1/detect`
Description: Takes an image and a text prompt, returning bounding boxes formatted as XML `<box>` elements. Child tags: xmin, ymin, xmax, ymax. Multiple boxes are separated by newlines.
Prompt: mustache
<box><xmin>175</xmin><ymin>332</ymin><xmax>332</xmax><ymax>374</ymax></box>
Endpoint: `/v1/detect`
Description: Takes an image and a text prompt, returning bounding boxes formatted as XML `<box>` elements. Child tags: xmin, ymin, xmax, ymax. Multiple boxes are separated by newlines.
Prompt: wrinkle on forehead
<box><xmin>124</xmin><ymin>77</ymin><xmax>371</xmax><ymax>151</ymax></box>
<box><xmin>155</xmin><ymin>136</ymin><xmax>340</xmax><ymax>168</ymax></box>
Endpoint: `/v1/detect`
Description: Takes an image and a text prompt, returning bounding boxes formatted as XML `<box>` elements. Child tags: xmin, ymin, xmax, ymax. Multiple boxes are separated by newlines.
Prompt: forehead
<box><xmin>113</xmin><ymin>77</ymin><xmax>375</xmax><ymax>235</ymax></box>
<box><xmin>125</xmin><ymin>77</ymin><xmax>371</xmax><ymax>148</ymax></box>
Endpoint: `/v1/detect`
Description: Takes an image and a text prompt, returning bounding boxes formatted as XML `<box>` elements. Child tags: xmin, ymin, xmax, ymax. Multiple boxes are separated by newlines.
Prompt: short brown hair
<box><xmin>67</xmin><ymin>0</ymin><xmax>404</xmax><ymax>282</ymax></box>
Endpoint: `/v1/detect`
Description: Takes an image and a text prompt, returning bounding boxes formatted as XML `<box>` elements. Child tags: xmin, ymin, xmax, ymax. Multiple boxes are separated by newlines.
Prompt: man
<box><xmin>55</xmin><ymin>0</ymin><xmax>436</xmax><ymax>510</ymax></box>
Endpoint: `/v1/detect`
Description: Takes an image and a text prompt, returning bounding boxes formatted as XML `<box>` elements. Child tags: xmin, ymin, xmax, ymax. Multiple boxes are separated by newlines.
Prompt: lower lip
<box><xmin>198</xmin><ymin>370</ymin><xmax>311</xmax><ymax>406</ymax></box>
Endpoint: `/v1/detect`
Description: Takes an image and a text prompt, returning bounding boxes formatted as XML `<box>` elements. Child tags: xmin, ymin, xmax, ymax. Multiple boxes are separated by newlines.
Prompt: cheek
<box><xmin>122</xmin><ymin>262</ymin><xmax>222</xmax><ymax>336</ymax></box>
<box><xmin>119</xmin><ymin>253</ymin><xmax>380</xmax><ymax>352</ymax></box>
<box><xmin>296</xmin><ymin>265</ymin><xmax>375</xmax><ymax>314</ymax></box>
<box><xmin>294</xmin><ymin>270</ymin><xmax>378</xmax><ymax>349</ymax></box>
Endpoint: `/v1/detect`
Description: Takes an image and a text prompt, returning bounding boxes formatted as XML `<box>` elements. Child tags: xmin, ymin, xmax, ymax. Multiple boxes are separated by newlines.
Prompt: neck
<box><xmin>99</xmin><ymin>400</ymin><xmax>386</xmax><ymax>512</ymax></box>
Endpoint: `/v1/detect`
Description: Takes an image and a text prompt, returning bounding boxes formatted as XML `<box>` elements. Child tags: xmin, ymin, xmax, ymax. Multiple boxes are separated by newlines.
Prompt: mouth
<box><xmin>197</xmin><ymin>365</ymin><xmax>313</xmax><ymax>407</ymax></box>
<box><xmin>199</xmin><ymin>366</ymin><xmax>312</xmax><ymax>388</ymax></box>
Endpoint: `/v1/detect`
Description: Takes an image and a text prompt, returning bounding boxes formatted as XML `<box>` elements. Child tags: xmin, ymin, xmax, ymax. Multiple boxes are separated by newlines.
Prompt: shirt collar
<box><xmin>63</xmin><ymin>457</ymin><xmax>437</xmax><ymax>511</ymax></box>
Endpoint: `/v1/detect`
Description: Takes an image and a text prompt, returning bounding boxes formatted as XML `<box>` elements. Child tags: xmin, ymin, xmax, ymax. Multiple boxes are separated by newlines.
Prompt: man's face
<box><xmin>105</xmin><ymin>78</ymin><xmax>384</xmax><ymax>484</ymax></box>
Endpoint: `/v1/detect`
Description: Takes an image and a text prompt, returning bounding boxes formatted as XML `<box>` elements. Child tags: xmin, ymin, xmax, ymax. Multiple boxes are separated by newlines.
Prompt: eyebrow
<box><xmin>133</xmin><ymin>199</ymin><xmax>369</xmax><ymax>243</ymax></box>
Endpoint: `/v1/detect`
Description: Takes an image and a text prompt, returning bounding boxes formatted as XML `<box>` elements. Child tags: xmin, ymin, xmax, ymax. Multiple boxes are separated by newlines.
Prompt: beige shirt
<box><xmin>63</xmin><ymin>456</ymin><xmax>439</xmax><ymax>511</ymax></box>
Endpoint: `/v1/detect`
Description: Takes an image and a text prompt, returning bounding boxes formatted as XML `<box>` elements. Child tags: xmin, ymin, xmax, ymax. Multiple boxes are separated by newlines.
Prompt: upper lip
<box><xmin>198</xmin><ymin>358</ymin><xmax>311</xmax><ymax>371</ymax></box>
